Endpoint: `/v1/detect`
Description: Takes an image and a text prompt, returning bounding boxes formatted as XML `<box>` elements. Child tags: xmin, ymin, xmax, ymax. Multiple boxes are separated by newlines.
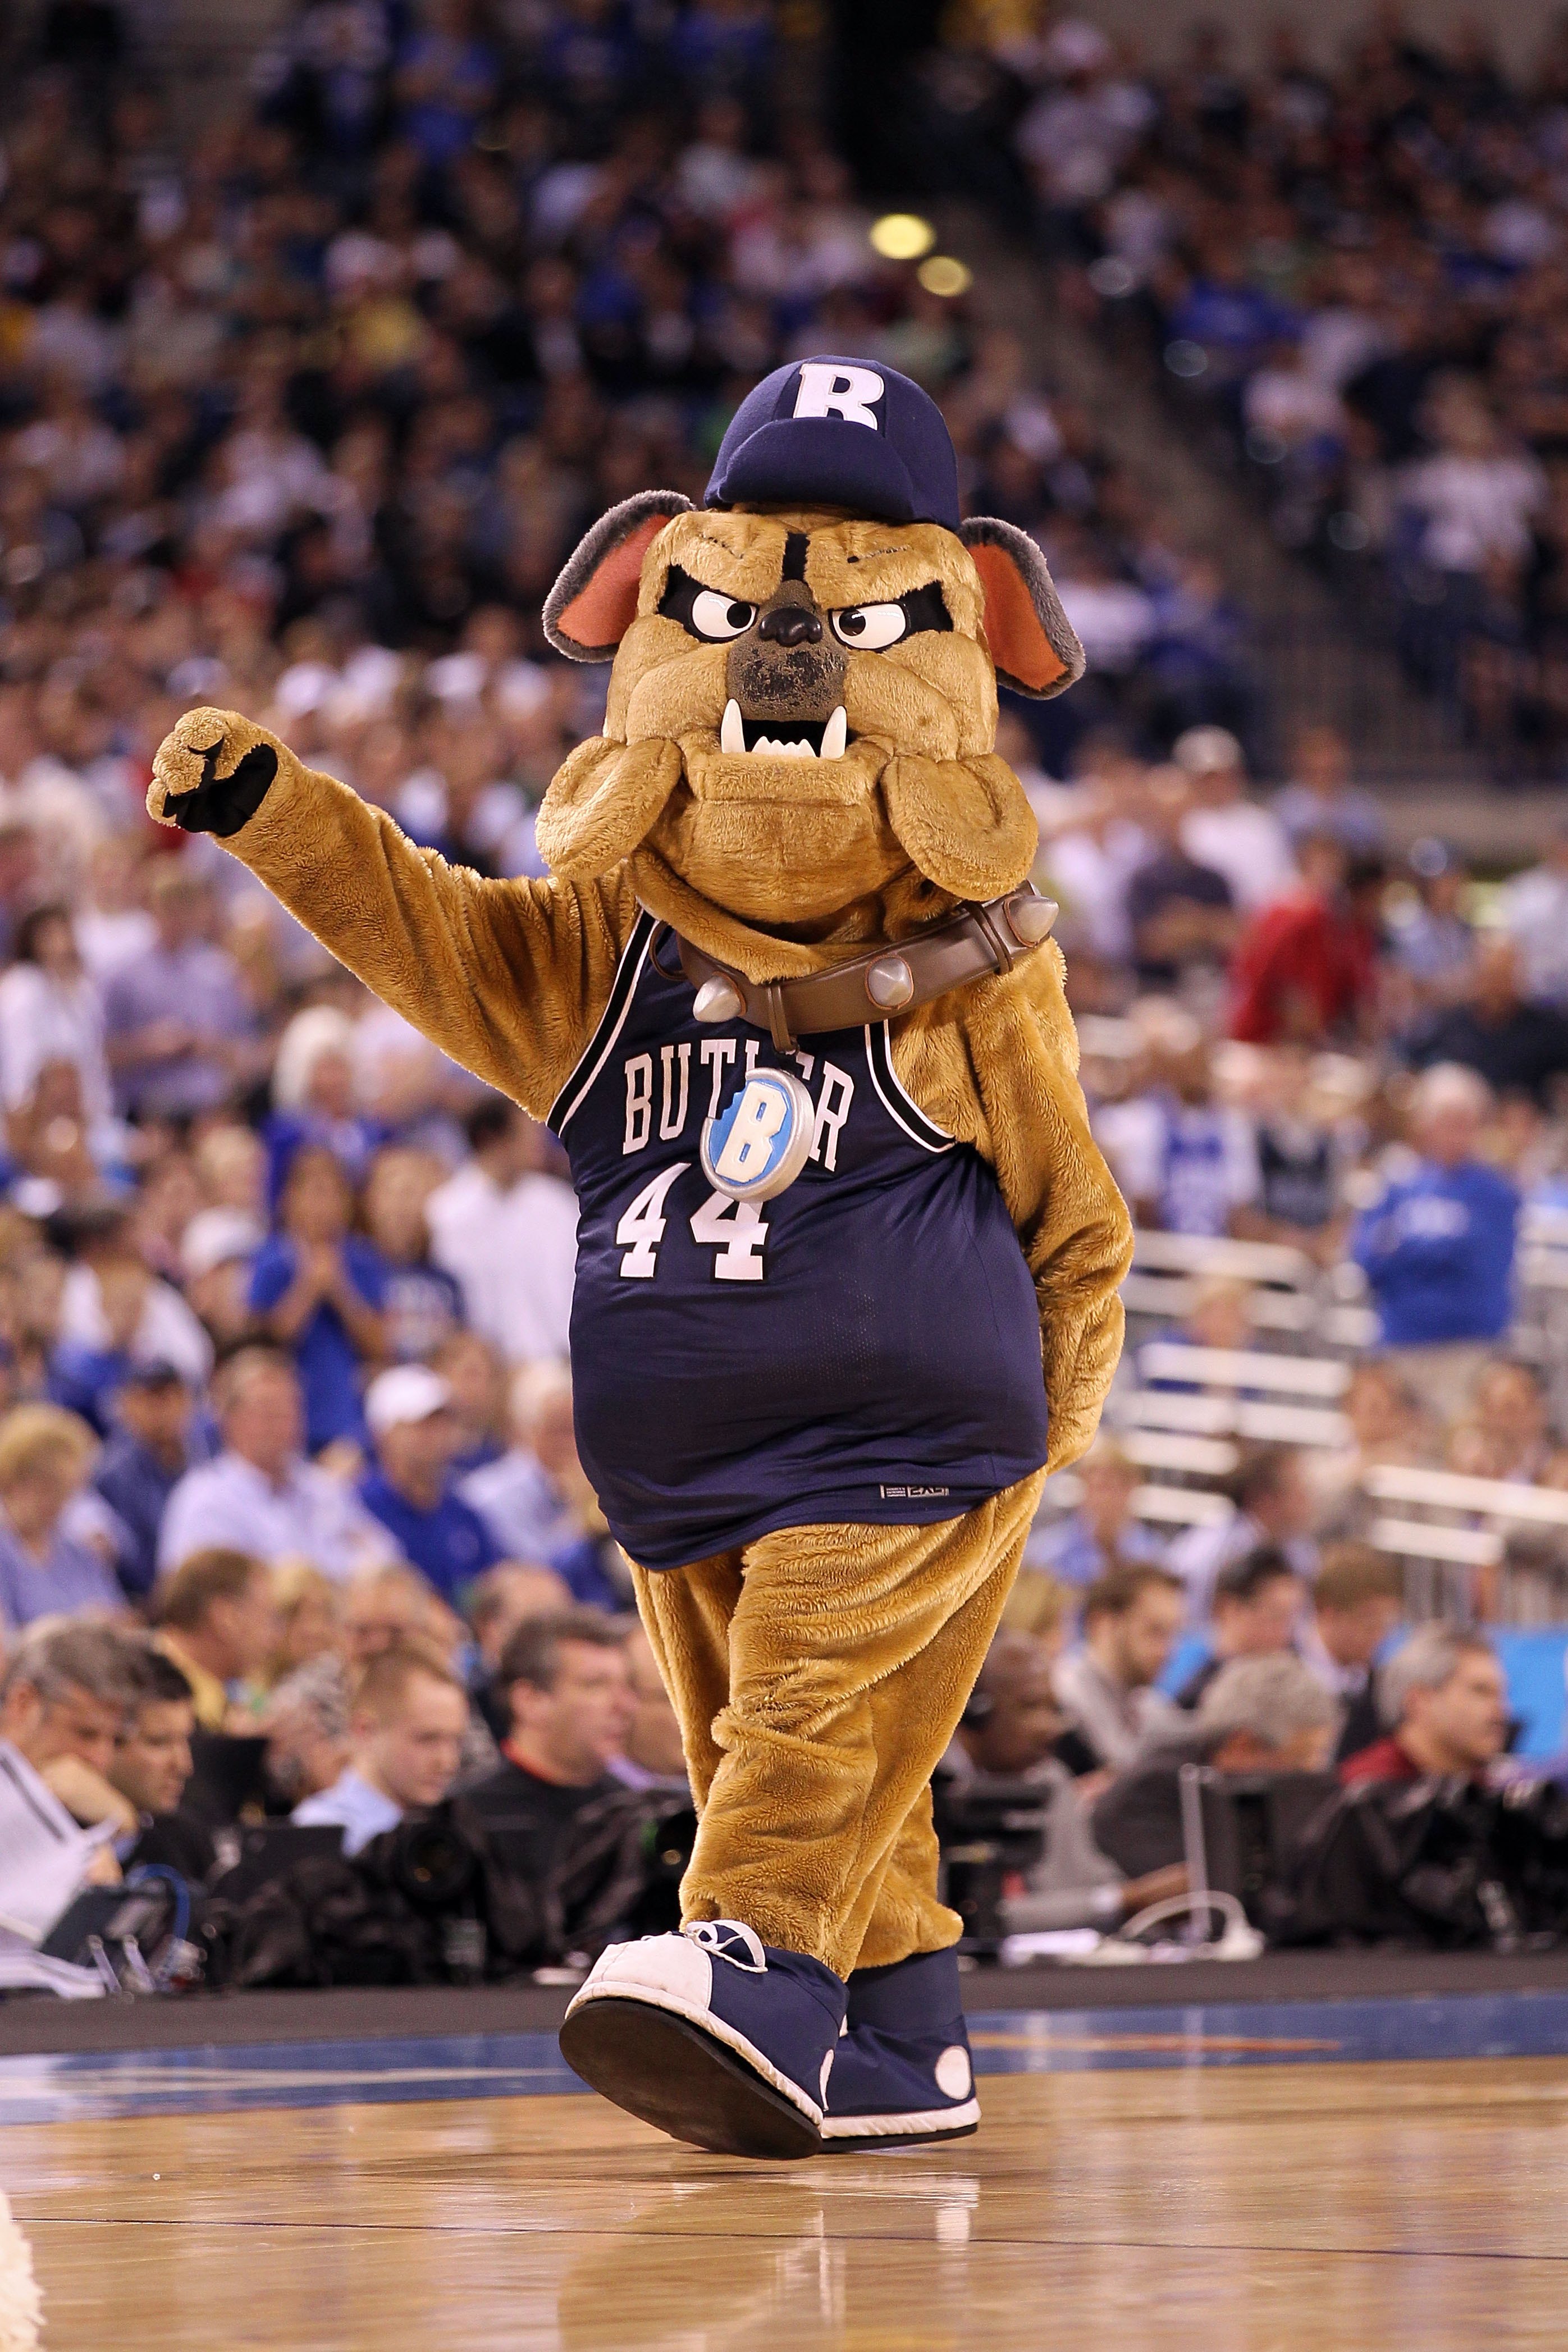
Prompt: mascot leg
<box><xmin>561</xmin><ymin>1473</ymin><xmax>1043</xmax><ymax>2157</ymax></box>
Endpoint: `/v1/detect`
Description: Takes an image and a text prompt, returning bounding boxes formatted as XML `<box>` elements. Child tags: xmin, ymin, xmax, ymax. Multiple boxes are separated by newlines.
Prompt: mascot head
<box><xmin>537</xmin><ymin>357</ymin><xmax>1083</xmax><ymax>966</ymax></box>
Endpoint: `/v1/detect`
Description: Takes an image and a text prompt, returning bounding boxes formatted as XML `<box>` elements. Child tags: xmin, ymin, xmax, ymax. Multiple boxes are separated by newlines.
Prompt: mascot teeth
<box><xmin>719</xmin><ymin>702</ymin><xmax>851</xmax><ymax>761</ymax></box>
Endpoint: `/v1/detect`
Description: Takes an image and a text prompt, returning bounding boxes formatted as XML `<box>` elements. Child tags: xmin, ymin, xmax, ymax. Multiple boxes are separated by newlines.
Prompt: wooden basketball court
<box><xmin>4</xmin><ymin>1996</ymin><xmax>1567</xmax><ymax>2350</ymax></box>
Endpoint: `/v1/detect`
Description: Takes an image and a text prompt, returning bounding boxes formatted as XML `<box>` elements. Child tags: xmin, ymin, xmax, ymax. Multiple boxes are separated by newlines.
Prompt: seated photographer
<box><xmin>464</xmin><ymin>1611</ymin><xmax>635</xmax><ymax>1883</ymax></box>
<box><xmin>1339</xmin><ymin>1625</ymin><xmax>1508</xmax><ymax>1788</ymax></box>
<box><xmin>1173</xmin><ymin>1547</ymin><xmax>1307</xmax><ymax>1710</ymax></box>
<box><xmin>1052</xmin><ymin>1564</ymin><xmax>1187</xmax><ymax>1771</ymax></box>
<box><xmin>1092</xmin><ymin>1655</ymin><xmax>1339</xmax><ymax>1878</ymax></box>
<box><xmin>0</xmin><ymin>1621</ymin><xmax>140</xmax><ymax>1934</ymax></box>
<box><xmin>1301</xmin><ymin>1541</ymin><xmax>1404</xmax><ymax>1762</ymax></box>
<box><xmin>293</xmin><ymin>1645</ymin><xmax>470</xmax><ymax>1853</ymax></box>
<box><xmin>107</xmin><ymin>1643</ymin><xmax>212</xmax><ymax>1879</ymax></box>
<box><xmin>938</xmin><ymin>1630</ymin><xmax>1188</xmax><ymax>1932</ymax></box>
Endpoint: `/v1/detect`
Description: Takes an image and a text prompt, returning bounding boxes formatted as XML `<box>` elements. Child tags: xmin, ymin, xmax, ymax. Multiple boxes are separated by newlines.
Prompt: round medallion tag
<box><xmin>700</xmin><ymin>1067</ymin><xmax>816</xmax><ymax>1202</ymax></box>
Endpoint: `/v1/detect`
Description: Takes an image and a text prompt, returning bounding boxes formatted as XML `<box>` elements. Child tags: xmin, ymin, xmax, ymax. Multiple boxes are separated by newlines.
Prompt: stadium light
<box><xmin>870</xmin><ymin>213</ymin><xmax>936</xmax><ymax>261</ymax></box>
<box><xmin>917</xmin><ymin>255</ymin><xmax>972</xmax><ymax>298</ymax></box>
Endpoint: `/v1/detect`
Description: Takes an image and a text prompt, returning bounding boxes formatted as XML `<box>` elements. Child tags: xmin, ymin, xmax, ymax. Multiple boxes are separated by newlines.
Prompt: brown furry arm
<box><xmin>148</xmin><ymin>707</ymin><xmax>636</xmax><ymax>1120</ymax></box>
<box><xmin>890</xmin><ymin>946</ymin><xmax>1132</xmax><ymax>1473</ymax></box>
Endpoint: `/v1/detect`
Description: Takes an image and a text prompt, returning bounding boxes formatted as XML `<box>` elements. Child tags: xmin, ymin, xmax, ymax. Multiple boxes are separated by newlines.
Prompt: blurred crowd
<box><xmin>924</xmin><ymin>4</ymin><xmax>1568</xmax><ymax>768</ymax></box>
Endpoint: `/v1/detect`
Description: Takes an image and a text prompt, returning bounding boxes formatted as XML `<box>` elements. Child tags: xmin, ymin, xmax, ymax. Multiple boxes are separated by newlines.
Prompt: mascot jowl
<box><xmin>149</xmin><ymin>358</ymin><xmax>1133</xmax><ymax>2158</ymax></box>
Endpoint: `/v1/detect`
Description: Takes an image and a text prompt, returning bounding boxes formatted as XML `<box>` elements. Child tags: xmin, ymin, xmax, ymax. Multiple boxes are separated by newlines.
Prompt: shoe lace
<box><xmin>683</xmin><ymin>1919</ymin><xmax>767</xmax><ymax>1972</ymax></box>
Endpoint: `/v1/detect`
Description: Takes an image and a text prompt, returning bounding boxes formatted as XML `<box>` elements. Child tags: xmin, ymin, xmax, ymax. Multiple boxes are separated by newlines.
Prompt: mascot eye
<box><xmin>689</xmin><ymin>589</ymin><xmax>757</xmax><ymax>641</ymax></box>
<box><xmin>831</xmin><ymin>603</ymin><xmax>908</xmax><ymax>651</ymax></box>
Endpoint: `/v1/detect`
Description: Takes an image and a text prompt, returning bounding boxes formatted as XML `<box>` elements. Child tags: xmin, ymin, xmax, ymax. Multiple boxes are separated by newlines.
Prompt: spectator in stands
<box><xmin>0</xmin><ymin>1622</ymin><xmax>137</xmax><ymax>1928</ymax></box>
<box><xmin>1306</xmin><ymin>1361</ymin><xmax>1431</xmax><ymax>1526</ymax></box>
<box><xmin>425</xmin><ymin>1099</ymin><xmax>576</xmax><ymax>1364</ymax></box>
<box><xmin>362</xmin><ymin>1148</ymin><xmax>464</xmax><ymax>1364</ymax></box>
<box><xmin>463</xmin><ymin>1363</ymin><xmax>626</xmax><ymax>1608</ymax></box>
<box><xmin>1173</xmin><ymin>1547</ymin><xmax>1308</xmax><ymax>1710</ymax></box>
<box><xmin>1167</xmin><ymin>1444</ymin><xmax>1318</xmax><ymax>1625</ymax></box>
<box><xmin>1174</xmin><ymin>727</ymin><xmax>1295</xmax><ymax>915</ymax></box>
<box><xmin>1500</xmin><ymin>818</ymin><xmax>1568</xmax><ymax>1006</ymax></box>
<box><xmin>91</xmin><ymin>1360</ymin><xmax>194</xmax><ymax>1602</ymax></box>
<box><xmin>1092</xmin><ymin>1655</ymin><xmax>1339</xmax><ymax>1878</ymax></box>
<box><xmin>1125</xmin><ymin>774</ymin><xmax>1236</xmax><ymax>991</ymax></box>
<box><xmin>250</xmin><ymin>1145</ymin><xmax>388</xmax><ymax>1454</ymax></box>
<box><xmin>1227</xmin><ymin>835</ymin><xmax>1385</xmax><ymax>1047</ymax></box>
<box><xmin>1473</xmin><ymin>1361</ymin><xmax>1553</xmax><ymax>1483</ymax></box>
<box><xmin>1386</xmin><ymin>840</ymin><xmax>1476</xmax><ymax>1017</ymax></box>
<box><xmin>0</xmin><ymin>1403</ymin><xmax>121</xmax><ymax>1629</ymax></box>
<box><xmin>294</xmin><ymin>1645</ymin><xmax>470</xmax><ymax>1855</ymax></box>
<box><xmin>1403</xmin><ymin>934</ymin><xmax>1568</xmax><ymax>1109</ymax></box>
<box><xmin>1232</xmin><ymin>1045</ymin><xmax>1348</xmax><ymax>1262</ymax></box>
<box><xmin>1351</xmin><ymin>1065</ymin><xmax>1520</xmax><ymax>1425</ymax></box>
<box><xmin>1093</xmin><ymin>1017</ymin><xmax>1259</xmax><ymax>1238</ymax></box>
<box><xmin>152</xmin><ymin>1547</ymin><xmax>279</xmax><ymax>1732</ymax></box>
<box><xmin>466</xmin><ymin>1560</ymin><xmax>573</xmax><ymax>1739</ymax></box>
<box><xmin>1340</xmin><ymin>1626</ymin><xmax>1508</xmax><ymax>1788</ymax></box>
<box><xmin>1301</xmin><ymin>1542</ymin><xmax>1405</xmax><ymax>1765</ymax></box>
<box><xmin>612</xmin><ymin>1626</ymin><xmax>690</xmax><ymax>1791</ymax></box>
<box><xmin>1023</xmin><ymin>1438</ymin><xmax>1167</xmax><ymax>1587</ymax></box>
<box><xmin>158</xmin><ymin>1348</ymin><xmax>395</xmax><ymax>1581</ymax></box>
<box><xmin>434</xmin><ymin>1330</ymin><xmax>509</xmax><ymax>1476</ymax></box>
<box><xmin>939</xmin><ymin>1628</ymin><xmax>1186</xmax><ymax>1932</ymax></box>
<box><xmin>102</xmin><ymin>867</ymin><xmax>254</xmax><ymax>1120</ymax></box>
<box><xmin>1273</xmin><ymin>724</ymin><xmax>1386</xmax><ymax>857</ymax></box>
<box><xmin>1052</xmin><ymin>1564</ymin><xmax>1186</xmax><ymax>1772</ymax></box>
<box><xmin>464</xmin><ymin>1612</ymin><xmax>636</xmax><ymax>1884</ymax></box>
<box><xmin>357</xmin><ymin>1363</ymin><xmax>500</xmax><ymax>1605</ymax></box>
<box><xmin>267</xmin><ymin>1563</ymin><xmax>342</xmax><ymax>1687</ymax></box>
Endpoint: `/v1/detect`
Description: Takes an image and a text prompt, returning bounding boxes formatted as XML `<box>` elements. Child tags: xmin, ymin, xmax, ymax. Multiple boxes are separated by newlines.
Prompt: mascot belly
<box><xmin>147</xmin><ymin>356</ymin><xmax>1133</xmax><ymax>2159</ymax></box>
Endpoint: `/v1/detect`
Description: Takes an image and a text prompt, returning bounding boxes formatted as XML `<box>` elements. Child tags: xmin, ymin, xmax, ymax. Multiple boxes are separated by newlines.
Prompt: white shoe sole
<box><xmin>820</xmin><ymin>2096</ymin><xmax>981</xmax><ymax>2146</ymax></box>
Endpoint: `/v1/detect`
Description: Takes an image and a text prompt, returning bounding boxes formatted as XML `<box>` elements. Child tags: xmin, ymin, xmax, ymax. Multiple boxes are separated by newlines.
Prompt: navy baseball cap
<box><xmin>705</xmin><ymin>355</ymin><xmax>962</xmax><ymax>532</ymax></box>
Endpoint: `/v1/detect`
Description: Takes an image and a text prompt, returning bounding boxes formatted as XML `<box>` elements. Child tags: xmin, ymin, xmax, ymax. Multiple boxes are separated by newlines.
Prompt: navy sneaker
<box><xmin>821</xmin><ymin>1947</ymin><xmax>979</xmax><ymax>2148</ymax></box>
<box><xmin>560</xmin><ymin>1920</ymin><xmax>845</xmax><ymax>2159</ymax></box>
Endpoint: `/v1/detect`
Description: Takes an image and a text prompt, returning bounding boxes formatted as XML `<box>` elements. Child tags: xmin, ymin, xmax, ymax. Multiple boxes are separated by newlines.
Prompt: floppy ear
<box><xmin>958</xmin><ymin>517</ymin><xmax>1085</xmax><ymax>700</ymax></box>
<box><xmin>542</xmin><ymin>490</ymin><xmax>694</xmax><ymax>661</ymax></box>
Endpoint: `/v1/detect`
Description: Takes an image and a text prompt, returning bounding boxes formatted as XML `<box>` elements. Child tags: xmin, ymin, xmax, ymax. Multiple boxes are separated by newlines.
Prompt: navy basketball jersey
<box><xmin>547</xmin><ymin>912</ymin><xmax>1050</xmax><ymax>1570</ymax></box>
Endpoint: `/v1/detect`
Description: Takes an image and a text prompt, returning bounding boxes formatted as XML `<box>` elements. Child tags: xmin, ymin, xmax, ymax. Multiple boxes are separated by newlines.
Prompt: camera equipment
<box><xmin>933</xmin><ymin>1773</ymin><xmax>1051</xmax><ymax>1957</ymax></box>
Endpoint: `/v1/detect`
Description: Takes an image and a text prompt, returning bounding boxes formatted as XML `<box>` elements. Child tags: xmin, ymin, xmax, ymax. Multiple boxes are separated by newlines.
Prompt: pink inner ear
<box><xmin>555</xmin><ymin>515</ymin><xmax>670</xmax><ymax>651</ymax></box>
<box><xmin>970</xmin><ymin>541</ymin><xmax>1067</xmax><ymax>693</ymax></box>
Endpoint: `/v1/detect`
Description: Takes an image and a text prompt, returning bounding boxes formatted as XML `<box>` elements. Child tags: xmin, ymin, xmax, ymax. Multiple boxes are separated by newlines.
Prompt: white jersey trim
<box><xmin>864</xmin><ymin>1023</ymin><xmax>954</xmax><ymax>1156</ymax></box>
<box><xmin>548</xmin><ymin>908</ymin><xmax>658</xmax><ymax>1137</ymax></box>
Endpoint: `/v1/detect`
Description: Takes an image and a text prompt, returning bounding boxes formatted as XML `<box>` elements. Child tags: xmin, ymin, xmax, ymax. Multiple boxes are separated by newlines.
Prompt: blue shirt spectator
<box><xmin>358</xmin><ymin>1364</ymin><xmax>500</xmax><ymax>1605</ymax></box>
<box><xmin>250</xmin><ymin>1147</ymin><xmax>388</xmax><ymax>1453</ymax></box>
<box><xmin>1352</xmin><ymin>1068</ymin><xmax>1519</xmax><ymax>1348</ymax></box>
<box><xmin>90</xmin><ymin>1364</ymin><xmax>196</xmax><ymax>1601</ymax></box>
<box><xmin>0</xmin><ymin>1404</ymin><xmax>124</xmax><ymax>1632</ymax></box>
<box><xmin>294</xmin><ymin>1766</ymin><xmax>399</xmax><ymax>1856</ymax></box>
<box><xmin>102</xmin><ymin>869</ymin><xmax>254</xmax><ymax>1120</ymax></box>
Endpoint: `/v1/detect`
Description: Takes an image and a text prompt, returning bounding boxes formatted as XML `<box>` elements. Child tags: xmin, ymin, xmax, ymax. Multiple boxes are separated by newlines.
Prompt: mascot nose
<box><xmin>757</xmin><ymin>606</ymin><xmax>822</xmax><ymax>647</ymax></box>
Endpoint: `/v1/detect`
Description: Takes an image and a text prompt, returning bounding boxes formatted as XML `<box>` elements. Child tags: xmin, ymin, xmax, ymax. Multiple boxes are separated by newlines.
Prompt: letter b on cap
<box><xmin>793</xmin><ymin>362</ymin><xmax>884</xmax><ymax>431</ymax></box>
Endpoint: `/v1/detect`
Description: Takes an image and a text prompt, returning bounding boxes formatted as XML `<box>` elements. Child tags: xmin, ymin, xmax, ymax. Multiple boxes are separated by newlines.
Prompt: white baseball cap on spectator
<box><xmin>365</xmin><ymin>1365</ymin><xmax>452</xmax><ymax>1439</ymax></box>
<box><xmin>1172</xmin><ymin>725</ymin><xmax>1245</xmax><ymax>777</ymax></box>
<box><xmin>181</xmin><ymin>1207</ymin><xmax>264</xmax><ymax>1283</ymax></box>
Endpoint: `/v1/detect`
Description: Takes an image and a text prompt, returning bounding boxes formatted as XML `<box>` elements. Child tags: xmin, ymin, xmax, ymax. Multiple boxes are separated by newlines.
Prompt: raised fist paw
<box><xmin>148</xmin><ymin>707</ymin><xmax>282</xmax><ymax>837</ymax></box>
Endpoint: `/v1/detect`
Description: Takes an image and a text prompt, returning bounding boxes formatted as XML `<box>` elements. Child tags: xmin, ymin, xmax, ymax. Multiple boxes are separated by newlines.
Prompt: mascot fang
<box><xmin>148</xmin><ymin>357</ymin><xmax>1133</xmax><ymax>2159</ymax></box>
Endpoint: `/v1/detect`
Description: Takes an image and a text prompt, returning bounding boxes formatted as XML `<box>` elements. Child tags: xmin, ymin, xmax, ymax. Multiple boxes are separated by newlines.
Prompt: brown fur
<box><xmin>148</xmin><ymin>500</ymin><xmax>1130</xmax><ymax>1983</ymax></box>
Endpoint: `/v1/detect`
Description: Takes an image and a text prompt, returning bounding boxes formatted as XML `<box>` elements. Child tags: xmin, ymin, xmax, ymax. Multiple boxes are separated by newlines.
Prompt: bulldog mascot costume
<box><xmin>149</xmin><ymin>359</ymin><xmax>1132</xmax><ymax>2159</ymax></box>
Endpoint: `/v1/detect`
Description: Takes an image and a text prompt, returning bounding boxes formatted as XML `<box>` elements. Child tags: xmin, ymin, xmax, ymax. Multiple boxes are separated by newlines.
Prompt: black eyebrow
<box><xmin>657</xmin><ymin>564</ymin><xmax>755</xmax><ymax>633</ymax></box>
<box><xmin>830</xmin><ymin>581</ymin><xmax>952</xmax><ymax>636</ymax></box>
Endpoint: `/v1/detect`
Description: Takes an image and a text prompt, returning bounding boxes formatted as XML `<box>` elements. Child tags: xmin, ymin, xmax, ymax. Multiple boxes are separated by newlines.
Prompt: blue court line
<box><xmin>1</xmin><ymin>1989</ymin><xmax>1567</xmax><ymax>2125</ymax></box>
